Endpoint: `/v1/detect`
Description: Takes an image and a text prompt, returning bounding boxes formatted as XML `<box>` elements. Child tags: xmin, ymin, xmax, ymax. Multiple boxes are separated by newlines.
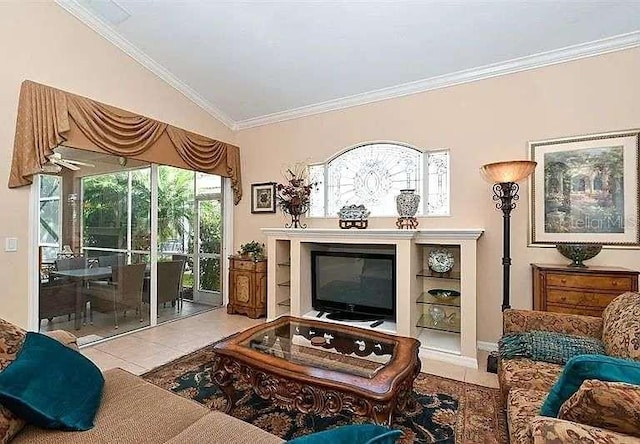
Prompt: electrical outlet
<box><xmin>5</xmin><ymin>238</ymin><xmax>17</xmax><ymax>252</ymax></box>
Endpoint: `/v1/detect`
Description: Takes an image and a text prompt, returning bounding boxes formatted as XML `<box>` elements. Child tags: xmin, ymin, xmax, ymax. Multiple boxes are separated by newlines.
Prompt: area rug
<box><xmin>143</xmin><ymin>345</ymin><xmax>507</xmax><ymax>443</ymax></box>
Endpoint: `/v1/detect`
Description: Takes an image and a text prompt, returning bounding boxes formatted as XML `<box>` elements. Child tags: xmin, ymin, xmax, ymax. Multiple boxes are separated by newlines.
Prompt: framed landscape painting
<box><xmin>251</xmin><ymin>182</ymin><xmax>277</xmax><ymax>213</ymax></box>
<box><xmin>530</xmin><ymin>130</ymin><xmax>640</xmax><ymax>247</ymax></box>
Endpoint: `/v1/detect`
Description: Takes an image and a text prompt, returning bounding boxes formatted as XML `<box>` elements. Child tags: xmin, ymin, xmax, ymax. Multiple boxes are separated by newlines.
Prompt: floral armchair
<box><xmin>498</xmin><ymin>292</ymin><xmax>640</xmax><ymax>444</ymax></box>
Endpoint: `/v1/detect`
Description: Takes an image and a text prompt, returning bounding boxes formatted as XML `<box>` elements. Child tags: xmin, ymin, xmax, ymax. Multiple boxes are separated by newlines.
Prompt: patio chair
<box><xmin>172</xmin><ymin>255</ymin><xmax>188</xmax><ymax>309</ymax></box>
<box><xmin>143</xmin><ymin>260</ymin><xmax>184</xmax><ymax>313</ymax></box>
<box><xmin>86</xmin><ymin>263</ymin><xmax>146</xmax><ymax>329</ymax></box>
<box><xmin>38</xmin><ymin>280</ymin><xmax>84</xmax><ymax>329</ymax></box>
<box><xmin>54</xmin><ymin>256</ymin><xmax>89</xmax><ymax>271</ymax></box>
<box><xmin>97</xmin><ymin>254</ymin><xmax>127</xmax><ymax>268</ymax></box>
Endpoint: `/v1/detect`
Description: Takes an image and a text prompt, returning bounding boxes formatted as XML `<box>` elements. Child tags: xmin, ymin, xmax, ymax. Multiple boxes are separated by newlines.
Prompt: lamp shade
<box><xmin>480</xmin><ymin>160</ymin><xmax>537</xmax><ymax>184</ymax></box>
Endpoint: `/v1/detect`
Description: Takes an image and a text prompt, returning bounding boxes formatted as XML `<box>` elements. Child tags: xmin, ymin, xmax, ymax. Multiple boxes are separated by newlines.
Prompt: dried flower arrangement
<box><xmin>276</xmin><ymin>162</ymin><xmax>318</xmax><ymax>228</ymax></box>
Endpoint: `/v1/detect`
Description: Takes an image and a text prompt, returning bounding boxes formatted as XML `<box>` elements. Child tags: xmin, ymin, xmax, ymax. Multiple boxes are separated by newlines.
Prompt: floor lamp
<box><xmin>480</xmin><ymin>160</ymin><xmax>537</xmax><ymax>311</ymax></box>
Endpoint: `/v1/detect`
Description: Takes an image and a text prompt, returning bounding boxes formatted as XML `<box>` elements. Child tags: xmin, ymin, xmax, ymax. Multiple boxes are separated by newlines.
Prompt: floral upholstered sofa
<box><xmin>498</xmin><ymin>292</ymin><xmax>640</xmax><ymax>444</ymax></box>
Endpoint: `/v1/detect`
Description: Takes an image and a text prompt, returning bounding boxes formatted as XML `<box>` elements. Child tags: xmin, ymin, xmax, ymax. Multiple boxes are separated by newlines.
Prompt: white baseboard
<box><xmin>477</xmin><ymin>341</ymin><xmax>498</xmax><ymax>352</ymax></box>
<box><xmin>418</xmin><ymin>348</ymin><xmax>478</xmax><ymax>369</ymax></box>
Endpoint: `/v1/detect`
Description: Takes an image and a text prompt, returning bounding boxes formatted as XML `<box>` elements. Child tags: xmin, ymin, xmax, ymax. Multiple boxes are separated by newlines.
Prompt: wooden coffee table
<box><xmin>212</xmin><ymin>316</ymin><xmax>420</xmax><ymax>425</ymax></box>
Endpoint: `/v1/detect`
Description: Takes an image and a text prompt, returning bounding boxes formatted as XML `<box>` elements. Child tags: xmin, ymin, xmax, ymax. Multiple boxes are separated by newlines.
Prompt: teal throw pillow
<box><xmin>0</xmin><ymin>332</ymin><xmax>104</xmax><ymax>430</ymax></box>
<box><xmin>540</xmin><ymin>354</ymin><xmax>640</xmax><ymax>417</ymax></box>
<box><xmin>287</xmin><ymin>424</ymin><xmax>402</xmax><ymax>444</ymax></box>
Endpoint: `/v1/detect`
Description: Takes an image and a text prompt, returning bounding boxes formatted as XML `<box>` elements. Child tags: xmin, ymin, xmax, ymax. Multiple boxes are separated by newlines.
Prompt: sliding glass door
<box><xmin>157</xmin><ymin>168</ymin><xmax>224</xmax><ymax>308</ymax></box>
<box><xmin>37</xmin><ymin>148</ymin><xmax>227</xmax><ymax>345</ymax></box>
<box><xmin>195</xmin><ymin>197</ymin><xmax>222</xmax><ymax>306</ymax></box>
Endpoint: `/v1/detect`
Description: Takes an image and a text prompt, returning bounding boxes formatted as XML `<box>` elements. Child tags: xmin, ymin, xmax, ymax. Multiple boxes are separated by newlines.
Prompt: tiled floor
<box><xmin>81</xmin><ymin>309</ymin><xmax>499</xmax><ymax>388</ymax></box>
<box><xmin>41</xmin><ymin>300</ymin><xmax>214</xmax><ymax>345</ymax></box>
<box><xmin>81</xmin><ymin>308</ymin><xmax>263</xmax><ymax>375</ymax></box>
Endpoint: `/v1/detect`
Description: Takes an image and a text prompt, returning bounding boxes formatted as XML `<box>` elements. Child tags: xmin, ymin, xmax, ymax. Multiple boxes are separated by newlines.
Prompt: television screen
<box><xmin>311</xmin><ymin>251</ymin><xmax>395</xmax><ymax>318</ymax></box>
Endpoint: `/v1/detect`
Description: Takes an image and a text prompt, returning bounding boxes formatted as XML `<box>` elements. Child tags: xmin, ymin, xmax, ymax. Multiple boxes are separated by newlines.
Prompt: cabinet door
<box><xmin>232</xmin><ymin>270</ymin><xmax>254</xmax><ymax>307</ymax></box>
<box><xmin>256</xmin><ymin>272</ymin><xmax>267</xmax><ymax>309</ymax></box>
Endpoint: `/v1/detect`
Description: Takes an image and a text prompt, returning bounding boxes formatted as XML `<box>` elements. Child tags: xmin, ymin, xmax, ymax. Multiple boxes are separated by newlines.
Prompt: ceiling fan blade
<box><xmin>65</xmin><ymin>159</ymin><xmax>95</xmax><ymax>168</ymax></box>
<box><xmin>41</xmin><ymin>163</ymin><xmax>62</xmax><ymax>173</ymax></box>
<box><xmin>56</xmin><ymin>159</ymin><xmax>81</xmax><ymax>171</ymax></box>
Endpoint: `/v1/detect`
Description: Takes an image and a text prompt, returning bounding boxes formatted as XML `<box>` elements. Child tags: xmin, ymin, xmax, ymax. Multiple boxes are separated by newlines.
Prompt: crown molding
<box><xmin>52</xmin><ymin>1</ymin><xmax>640</xmax><ymax>133</ymax></box>
<box><xmin>236</xmin><ymin>31</ymin><xmax>640</xmax><ymax>130</ymax></box>
<box><xmin>55</xmin><ymin>0</ymin><xmax>236</xmax><ymax>130</ymax></box>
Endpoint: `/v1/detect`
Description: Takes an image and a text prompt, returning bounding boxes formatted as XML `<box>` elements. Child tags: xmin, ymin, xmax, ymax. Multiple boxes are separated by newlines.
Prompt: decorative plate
<box><xmin>428</xmin><ymin>249</ymin><xmax>455</xmax><ymax>273</ymax></box>
<box><xmin>427</xmin><ymin>288</ymin><xmax>461</xmax><ymax>301</ymax></box>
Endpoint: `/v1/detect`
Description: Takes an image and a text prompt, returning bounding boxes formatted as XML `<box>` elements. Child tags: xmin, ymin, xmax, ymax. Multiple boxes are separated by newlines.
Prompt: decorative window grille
<box><xmin>309</xmin><ymin>143</ymin><xmax>449</xmax><ymax>217</ymax></box>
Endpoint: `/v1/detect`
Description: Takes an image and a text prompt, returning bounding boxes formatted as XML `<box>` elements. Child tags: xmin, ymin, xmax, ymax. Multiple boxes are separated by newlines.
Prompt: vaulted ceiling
<box><xmin>58</xmin><ymin>1</ymin><xmax>640</xmax><ymax>129</ymax></box>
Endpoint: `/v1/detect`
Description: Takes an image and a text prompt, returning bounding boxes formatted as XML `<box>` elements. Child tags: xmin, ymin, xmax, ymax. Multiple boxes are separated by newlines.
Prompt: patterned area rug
<box><xmin>143</xmin><ymin>345</ymin><xmax>507</xmax><ymax>443</ymax></box>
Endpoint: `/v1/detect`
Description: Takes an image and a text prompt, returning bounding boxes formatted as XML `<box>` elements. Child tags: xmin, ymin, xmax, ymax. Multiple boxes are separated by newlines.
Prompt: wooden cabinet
<box><xmin>532</xmin><ymin>264</ymin><xmax>639</xmax><ymax>317</ymax></box>
<box><xmin>228</xmin><ymin>256</ymin><xmax>267</xmax><ymax>319</ymax></box>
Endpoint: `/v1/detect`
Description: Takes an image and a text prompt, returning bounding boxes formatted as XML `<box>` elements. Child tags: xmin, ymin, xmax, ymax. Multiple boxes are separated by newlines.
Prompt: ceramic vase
<box><xmin>396</xmin><ymin>189</ymin><xmax>420</xmax><ymax>217</ymax></box>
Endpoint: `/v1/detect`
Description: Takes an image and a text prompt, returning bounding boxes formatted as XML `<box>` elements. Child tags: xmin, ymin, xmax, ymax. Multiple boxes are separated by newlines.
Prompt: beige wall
<box><xmin>235</xmin><ymin>47</ymin><xmax>640</xmax><ymax>344</ymax></box>
<box><xmin>2</xmin><ymin>2</ymin><xmax>638</xmax><ymax>344</ymax></box>
<box><xmin>0</xmin><ymin>2</ymin><xmax>235</xmax><ymax>328</ymax></box>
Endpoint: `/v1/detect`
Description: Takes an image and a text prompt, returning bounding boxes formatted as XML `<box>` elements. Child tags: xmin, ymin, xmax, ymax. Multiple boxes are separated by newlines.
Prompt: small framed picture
<box><xmin>251</xmin><ymin>182</ymin><xmax>277</xmax><ymax>213</ymax></box>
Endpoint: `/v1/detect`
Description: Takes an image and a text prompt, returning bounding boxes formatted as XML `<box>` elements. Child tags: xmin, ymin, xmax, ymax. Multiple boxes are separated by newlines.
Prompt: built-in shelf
<box><xmin>417</xmin><ymin>314</ymin><xmax>461</xmax><ymax>334</ymax></box>
<box><xmin>263</xmin><ymin>227</ymin><xmax>482</xmax><ymax>369</ymax></box>
<box><xmin>416</xmin><ymin>269</ymin><xmax>461</xmax><ymax>280</ymax></box>
<box><xmin>302</xmin><ymin>310</ymin><xmax>397</xmax><ymax>335</ymax></box>
<box><xmin>416</xmin><ymin>292</ymin><xmax>460</xmax><ymax>308</ymax></box>
<box><xmin>418</xmin><ymin>329</ymin><xmax>461</xmax><ymax>355</ymax></box>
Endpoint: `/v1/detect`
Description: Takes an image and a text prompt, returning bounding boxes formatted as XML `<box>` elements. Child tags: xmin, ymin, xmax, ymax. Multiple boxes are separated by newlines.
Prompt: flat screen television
<box><xmin>311</xmin><ymin>251</ymin><xmax>395</xmax><ymax>321</ymax></box>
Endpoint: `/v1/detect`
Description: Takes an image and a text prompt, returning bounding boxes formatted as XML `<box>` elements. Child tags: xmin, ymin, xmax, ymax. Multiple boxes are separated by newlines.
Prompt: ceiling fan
<box><xmin>45</xmin><ymin>153</ymin><xmax>95</xmax><ymax>171</ymax></box>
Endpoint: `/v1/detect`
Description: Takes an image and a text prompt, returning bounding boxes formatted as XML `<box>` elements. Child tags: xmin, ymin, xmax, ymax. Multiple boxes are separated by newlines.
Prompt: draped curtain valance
<box><xmin>9</xmin><ymin>80</ymin><xmax>242</xmax><ymax>204</ymax></box>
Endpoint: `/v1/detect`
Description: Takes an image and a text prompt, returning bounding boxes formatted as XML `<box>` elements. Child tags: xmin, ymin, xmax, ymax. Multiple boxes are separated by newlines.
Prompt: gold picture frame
<box><xmin>529</xmin><ymin>129</ymin><xmax>640</xmax><ymax>247</ymax></box>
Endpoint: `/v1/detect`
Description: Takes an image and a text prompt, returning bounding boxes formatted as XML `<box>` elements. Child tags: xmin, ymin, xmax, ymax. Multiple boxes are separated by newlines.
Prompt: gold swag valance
<box><xmin>9</xmin><ymin>80</ymin><xmax>242</xmax><ymax>204</ymax></box>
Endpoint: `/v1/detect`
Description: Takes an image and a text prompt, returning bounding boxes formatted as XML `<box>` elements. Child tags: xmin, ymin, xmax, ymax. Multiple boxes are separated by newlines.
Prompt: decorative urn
<box><xmin>556</xmin><ymin>244</ymin><xmax>602</xmax><ymax>268</ymax></box>
<box><xmin>396</xmin><ymin>189</ymin><xmax>420</xmax><ymax>218</ymax></box>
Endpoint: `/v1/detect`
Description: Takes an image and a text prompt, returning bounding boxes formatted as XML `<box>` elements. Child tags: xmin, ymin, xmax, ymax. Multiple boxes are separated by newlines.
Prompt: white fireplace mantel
<box><xmin>262</xmin><ymin>227</ymin><xmax>484</xmax><ymax>240</ymax></box>
<box><xmin>261</xmin><ymin>227</ymin><xmax>485</xmax><ymax>368</ymax></box>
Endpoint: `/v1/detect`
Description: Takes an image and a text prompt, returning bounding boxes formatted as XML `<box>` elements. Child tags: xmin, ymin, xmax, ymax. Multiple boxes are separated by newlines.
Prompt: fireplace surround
<box><xmin>262</xmin><ymin>228</ymin><xmax>483</xmax><ymax>368</ymax></box>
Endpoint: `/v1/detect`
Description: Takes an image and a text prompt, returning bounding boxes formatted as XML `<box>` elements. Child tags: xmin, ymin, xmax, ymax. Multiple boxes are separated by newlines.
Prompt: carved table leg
<box><xmin>211</xmin><ymin>356</ymin><xmax>236</xmax><ymax>413</ymax></box>
<box><xmin>372</xmin><ymin>402</ymin><xmax>394</xmax><ymax>426</ymax></box>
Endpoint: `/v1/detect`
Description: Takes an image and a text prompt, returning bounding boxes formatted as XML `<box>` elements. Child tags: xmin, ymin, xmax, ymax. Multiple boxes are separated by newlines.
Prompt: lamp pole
<box><xmin>492</xmin><ymin>182</ymin><xmax>519</xmax><ymax>311</ymax></box>
<box><xmin>480</xmin><ymin>160</ymin><xmax>536</xmax><ymax>374</ymax></box>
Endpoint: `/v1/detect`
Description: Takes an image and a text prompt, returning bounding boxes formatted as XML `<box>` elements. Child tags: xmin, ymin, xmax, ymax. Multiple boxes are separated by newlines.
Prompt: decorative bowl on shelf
<box><xmin>428</xmin><ymin>249</ymin><xmax>455</xmax><ymax>273</ymax></box>
<box><xmin>427</xmin><ymin>288</ymin><xmax>461</xmax><ymax>302</ymax></box>
<box><xmin>428</xmin><ymin>306</ymin><xmax>457</xmax><ymax>326</ymax></box>
<box><xmin>556</xmin><ymin>243</ymin><xmax>602</xmax><ymax>268</ymax></box>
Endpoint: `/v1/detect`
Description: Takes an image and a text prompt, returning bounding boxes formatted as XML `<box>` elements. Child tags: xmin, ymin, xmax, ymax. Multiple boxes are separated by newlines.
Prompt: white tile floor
<box><xmin>81</xmin><ymin>308</ymin><xmax>499</xmax><ymax>388</ymax></box>
<box><xmin>81</xmin><ymin>308</ymin><xmax>262</xmax><ymax>375</ymax></box>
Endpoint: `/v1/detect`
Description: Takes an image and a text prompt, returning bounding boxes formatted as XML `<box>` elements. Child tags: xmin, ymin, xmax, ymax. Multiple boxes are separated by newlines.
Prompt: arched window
<box><xmin>309</xmin><ymin>142</ymin><xmax>449</xmax><ymax>217</ymax></box>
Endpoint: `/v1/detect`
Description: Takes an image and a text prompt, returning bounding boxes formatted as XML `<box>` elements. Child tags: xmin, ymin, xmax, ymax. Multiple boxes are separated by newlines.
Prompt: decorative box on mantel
<box><xmin>261</xmin><ymin>228</ymin><xmax>484</xmax><ymax>369</ymax></box>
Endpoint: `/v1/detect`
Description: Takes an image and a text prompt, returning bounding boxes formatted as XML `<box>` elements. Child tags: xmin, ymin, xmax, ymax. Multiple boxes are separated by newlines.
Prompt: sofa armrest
<box><xmin>530</xmin><ymin>417</ymin><xmax>640</xmax><ymax>443</ymax></box>
<box><xmin>45</xmin><ymin>330</ymin><xmax>79</xmax><ymax>350</ymax></box>
<box><xmin>503</xmin><ymin>309</ymin><xmax>602</xmax><ymax>338</ymax></box>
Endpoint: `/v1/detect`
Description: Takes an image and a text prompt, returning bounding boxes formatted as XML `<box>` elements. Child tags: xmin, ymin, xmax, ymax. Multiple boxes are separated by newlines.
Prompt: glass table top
<box><xmin>239</xmin><ymin>319</ymin><xmax>396</xmax><ymax>378</ymax></box>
